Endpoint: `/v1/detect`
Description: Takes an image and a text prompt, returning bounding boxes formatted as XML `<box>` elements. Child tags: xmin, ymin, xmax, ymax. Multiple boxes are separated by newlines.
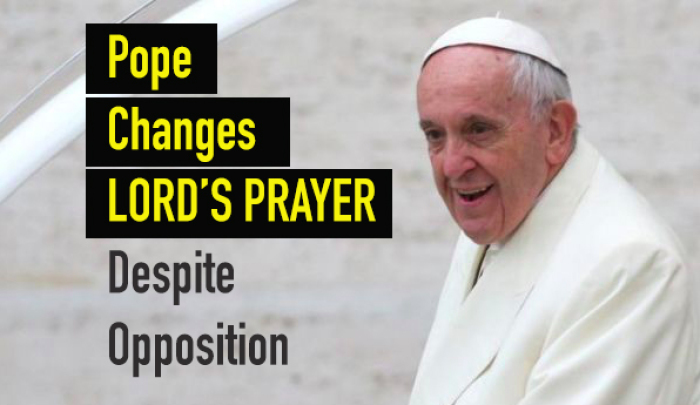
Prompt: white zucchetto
<box><xmin>423</xmin><ymin>17</ymin><xmax>565</xmax><ymax>75</ymax></box>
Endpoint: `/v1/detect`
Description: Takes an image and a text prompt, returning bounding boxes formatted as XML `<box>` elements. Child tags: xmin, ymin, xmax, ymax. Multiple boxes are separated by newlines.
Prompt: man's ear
<box><xmin>546</xmin><ymin>100</ymin><xmax>577</xmax><ymax>166</ymax></box>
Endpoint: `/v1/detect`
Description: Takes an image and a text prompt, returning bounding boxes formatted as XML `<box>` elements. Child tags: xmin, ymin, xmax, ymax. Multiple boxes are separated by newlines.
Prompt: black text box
<box><xmin>86</xmin><ymin>24</ymin><xmax>217</xmax><ymax>94</ymax></box>
<box><xmin>86</xmin><ymin>169</ymin><xmax>392</xmax><ymax>238</ymax></box>
<box><xmin>86</xmin><ymin>97</ymin><xmax>290</xmax><ymax>167</ymax></box>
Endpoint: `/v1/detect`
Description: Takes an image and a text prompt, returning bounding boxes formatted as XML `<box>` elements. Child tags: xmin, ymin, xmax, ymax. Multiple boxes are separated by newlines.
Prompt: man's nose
<box><xmin>442</xmin><ymin>136</ymin><xmax>477</xmax><ymax>179</ymax></box>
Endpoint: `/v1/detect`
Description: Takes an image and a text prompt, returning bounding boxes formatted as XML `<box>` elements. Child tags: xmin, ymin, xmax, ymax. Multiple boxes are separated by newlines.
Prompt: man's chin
<box><xmin>458</xmin><ymin>220</ymin><xmax>497</xmax><ymax>245</ymax></box>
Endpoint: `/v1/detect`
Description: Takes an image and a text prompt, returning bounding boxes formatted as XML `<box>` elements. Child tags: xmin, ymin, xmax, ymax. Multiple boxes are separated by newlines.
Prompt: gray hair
<box><xmin>509</xmin><ymin>53</ymin><xmax>579</xmax><ymax>136</ymax></box>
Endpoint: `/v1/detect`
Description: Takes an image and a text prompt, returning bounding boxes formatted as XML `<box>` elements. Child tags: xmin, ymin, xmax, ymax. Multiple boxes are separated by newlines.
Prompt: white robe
<box><xmin>410</xmin><ymin>137</ymin><xmax>700</xmax><ymax>405</ymax></box>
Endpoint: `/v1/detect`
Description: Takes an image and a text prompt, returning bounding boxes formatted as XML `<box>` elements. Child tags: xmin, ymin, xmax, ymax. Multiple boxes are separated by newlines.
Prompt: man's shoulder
<box><xmin>562</xmin><ymin>154</ymin><xmax>685</xmax><ymax>263</ymax></box>
<box><xmin>533</xmin><ymin>150</ymin><xmax>697</xmax><ymax>330</ymax></box>
<box><xmin>539</xmin><ymin>153</ymin><xmax>693</xmax><ymax>314</ymax></box>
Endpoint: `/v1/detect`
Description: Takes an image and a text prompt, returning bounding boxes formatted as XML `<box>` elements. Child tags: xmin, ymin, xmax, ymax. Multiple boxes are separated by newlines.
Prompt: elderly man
<box><xmin>410</xmin><ymin>17</ymin><xmax>699</xmax><ymax>405</ymax></box>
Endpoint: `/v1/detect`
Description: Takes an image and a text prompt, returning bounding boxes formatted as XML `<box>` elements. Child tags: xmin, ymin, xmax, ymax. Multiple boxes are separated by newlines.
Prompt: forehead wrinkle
<box><xmin>418</xmin><ymin>46</ymin><xmax>528</xmax><ymax>123</ymax></box>
<box><xmin>421</xmin><ymin>45</ymin><xmax>513</xmax><ymax>80</ymax></box>
<box><xmin>421</xmin><ymin>47</ymin><xmax>514</xmax><ymax>95</ymax></box>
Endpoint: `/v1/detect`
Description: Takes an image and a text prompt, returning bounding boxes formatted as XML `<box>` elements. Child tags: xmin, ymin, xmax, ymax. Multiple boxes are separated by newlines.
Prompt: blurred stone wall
<box><xmin>0</xmin><ymin>0</ymin><xmax>698</xmax><ymax>404</ymax></box>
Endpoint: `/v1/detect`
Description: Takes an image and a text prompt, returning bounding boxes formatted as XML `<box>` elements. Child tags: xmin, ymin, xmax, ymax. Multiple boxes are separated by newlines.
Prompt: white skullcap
<box><xmin>423</xmin><ymin>17</ymin><xmax>565</xmax><ymax>75</ymax></box>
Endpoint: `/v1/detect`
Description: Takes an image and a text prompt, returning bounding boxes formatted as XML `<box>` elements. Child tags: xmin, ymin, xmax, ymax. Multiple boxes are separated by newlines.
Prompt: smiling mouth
<box><xmin>457</xmin><ymin>185</ymin><xmax>494</xmax><ymax>202</ymax></box>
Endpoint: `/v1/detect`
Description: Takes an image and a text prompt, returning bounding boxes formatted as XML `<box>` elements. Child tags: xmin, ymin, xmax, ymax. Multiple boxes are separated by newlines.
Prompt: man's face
<box><xmin>417</xmin><ymin>46</ymin><xmax>551</xmax><ymax>245</ymax></box>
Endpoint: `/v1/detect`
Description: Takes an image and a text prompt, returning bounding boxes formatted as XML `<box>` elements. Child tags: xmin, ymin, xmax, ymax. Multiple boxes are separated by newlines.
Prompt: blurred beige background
<box><xmin>0</xmin><ymin>0</ymin><xmax>698</xmax><ymax>404</ymax></box>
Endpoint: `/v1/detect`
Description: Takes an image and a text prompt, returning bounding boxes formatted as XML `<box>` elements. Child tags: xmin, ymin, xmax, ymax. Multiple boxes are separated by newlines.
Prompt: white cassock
<box><xmin>409</xmin><ymin>136</ymin><xmax>700</xmax><ymax>405</ymax></box>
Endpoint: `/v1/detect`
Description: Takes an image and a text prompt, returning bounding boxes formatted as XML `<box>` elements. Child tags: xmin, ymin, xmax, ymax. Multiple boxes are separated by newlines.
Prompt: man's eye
<box><xmin>470</xmin><ymin>122</ymin><xmax>492</xmax><ymax>135</ymax></box>
<box><xmin>424</xmin><ymin>130</ymin><xmax>443</xmax><ymax>142</ymax></box>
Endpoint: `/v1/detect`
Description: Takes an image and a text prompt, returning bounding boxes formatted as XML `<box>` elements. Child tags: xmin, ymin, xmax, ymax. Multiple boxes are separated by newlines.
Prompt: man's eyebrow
<box><xmin>461</xmin><ymin>113</ymin><xmax>499</xmax><ymax>124</ymax></box>
<box><xmin>419</xmin><ymin>120</ymin><xmax>436</xmax><ymax>130</ymax></box>
<box><xmin>419</xmin><ymin>114</ymin><xmax>502</xmax><ymax>130</ymax></box>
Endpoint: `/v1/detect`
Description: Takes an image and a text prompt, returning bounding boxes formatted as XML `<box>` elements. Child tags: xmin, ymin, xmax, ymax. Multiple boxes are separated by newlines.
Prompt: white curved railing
<box><xmin>0</xmin><ymin>0</ymin><xmax>297</xmax><ymax>204</ymax></box>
